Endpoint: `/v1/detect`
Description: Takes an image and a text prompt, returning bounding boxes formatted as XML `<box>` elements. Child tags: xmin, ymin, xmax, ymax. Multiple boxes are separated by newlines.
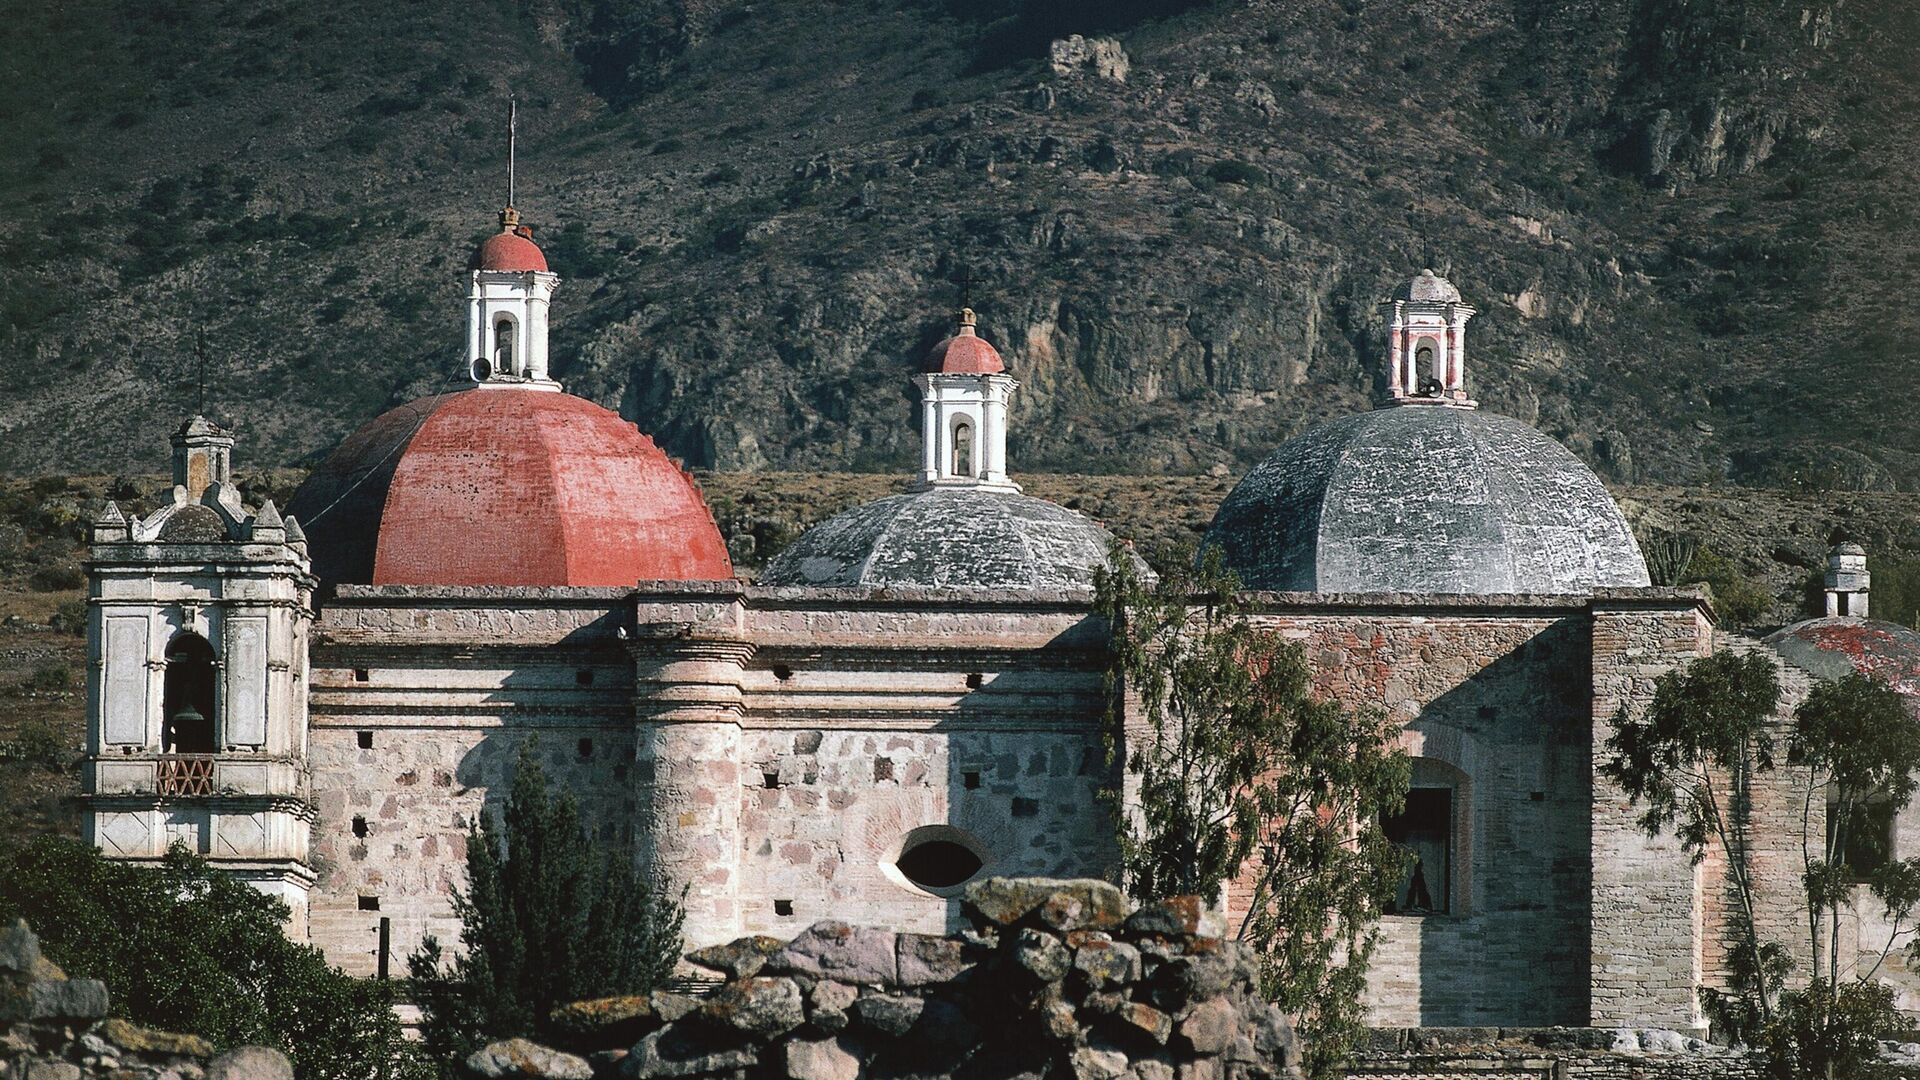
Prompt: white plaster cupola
<box><xmin>1826</xmin><ymin>539</ymin><xmax>1871</xmax><ymax>618</ymax></box>
<box><xmin>468</xmin><ymin>206</ymin><xmax>561</xmax><ymax>391</ymax></box>
<box><xmin>1377</xmin><ymin>268</ymin><xmax>1477</xmax><ymax>408</ymax></box>
<box><xmin>911</xmin><ymin>308</ymin><xmax>1019</xmax><ymax>492</ymax></box>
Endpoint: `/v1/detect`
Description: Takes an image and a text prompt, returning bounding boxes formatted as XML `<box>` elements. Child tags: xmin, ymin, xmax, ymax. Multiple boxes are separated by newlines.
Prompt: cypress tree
<box><xmin>410</xmin><ymin>741</ymin><xmax>684</xmax><ymax>1069</ymax></box>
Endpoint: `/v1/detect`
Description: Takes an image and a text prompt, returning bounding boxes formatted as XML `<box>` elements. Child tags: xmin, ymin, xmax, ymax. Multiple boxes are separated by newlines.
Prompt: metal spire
<box><xmin>507</xmin><ymin>96</ymin><xmax>517</xmax><ymax>209</ymax></box>
<box><xmin>194</xmin><ymin>331</ymin><xmax>209</xmax><ymax>417</ymax></box>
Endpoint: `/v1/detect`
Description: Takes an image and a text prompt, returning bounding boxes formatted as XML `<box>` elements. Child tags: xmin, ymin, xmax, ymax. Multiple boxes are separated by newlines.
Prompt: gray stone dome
<box><xmin>762</xmin><ymin>488</ymin><xmax>1119</xmax><ymax>591</ymax></box>
<box><xmin>1204</xmin><ymin>406</ymin><xmax>1650</xmax><ymax>594</ymax></box>
<box><xmin>1393</xmin><ymin>269</ymin><xmax>1463</xmax><ymax>304</ymax></box>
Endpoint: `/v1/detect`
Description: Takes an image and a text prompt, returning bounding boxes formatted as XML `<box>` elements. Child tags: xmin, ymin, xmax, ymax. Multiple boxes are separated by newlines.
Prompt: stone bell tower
<box><xmin>83</xmin><ymin>415</ymin><xmax>318</xmax><ymax>935</ymax></box>
<box><xmin>1378</xmin><ymin>268</ymin><xmax>1477</xmax><ymax>407</ymax></box>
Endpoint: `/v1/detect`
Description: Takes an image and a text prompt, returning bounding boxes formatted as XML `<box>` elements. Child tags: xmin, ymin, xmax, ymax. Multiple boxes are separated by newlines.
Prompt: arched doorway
<box><xmin>162</xmin><ymin>634</ymin><xmax>217</xmax><ymax>754</ymax></box>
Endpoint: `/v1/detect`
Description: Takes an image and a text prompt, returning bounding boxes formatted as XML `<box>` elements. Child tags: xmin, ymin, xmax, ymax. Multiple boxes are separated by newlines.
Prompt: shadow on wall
<box><xmin>1404</xmin><ymin>617</ymin><xmax>1594</xmax><ymax>1027</ymax></box>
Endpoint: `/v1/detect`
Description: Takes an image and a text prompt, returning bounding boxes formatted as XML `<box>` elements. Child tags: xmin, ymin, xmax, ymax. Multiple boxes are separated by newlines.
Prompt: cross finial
<box><xmin>951</xmin><ymin>265</ymin><xmax>980</xmax><ymax>312</ymax></box>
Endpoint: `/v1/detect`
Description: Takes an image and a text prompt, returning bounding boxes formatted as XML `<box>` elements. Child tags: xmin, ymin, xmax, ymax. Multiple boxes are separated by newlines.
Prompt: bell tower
<box><xmin>468</xmin><ymin>208</ymin><xmax>560</xmax><ymax>390</ymax></box>
<box><xmin>911</xmin><ymin>308</ymin><xmax>1020</xmax><ymax>492</ymax></box>
<box><xmin>468</xmin><ymin>100</ymin><xmax>562</xmax><ymax>391</ymax></box>
<box><xmin>84</xmin><ymin>415</ymin><xmax>318</xmax><ymax>936</ymax></box>
<box><xmin>1378</xmin><ymin>268</ymin><xmax>1477</xmax><ymax>408</ymax></box>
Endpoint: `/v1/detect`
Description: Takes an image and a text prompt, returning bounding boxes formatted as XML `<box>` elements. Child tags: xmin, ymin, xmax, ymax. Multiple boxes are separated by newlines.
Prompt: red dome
<box><xmin>924</xmin><ymin>328</ymin><xmax>1005</xmax><ymax>374</ymax></box>
<box><xmin>473</xmin><ymin>227</ymin><xmax>549</xmax><ymax>273</ymax></box>
<box><xmin>287</xmin><ymin>389</ymin><xmax>733</xmax><ymax>587</ymax></box>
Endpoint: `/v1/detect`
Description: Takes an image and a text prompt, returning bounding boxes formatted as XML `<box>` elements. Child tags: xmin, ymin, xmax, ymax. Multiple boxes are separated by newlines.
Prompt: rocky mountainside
<box><xmin>1</xmin><ymin>0</ymin><xmax>1916</xmax><ymax>489</ymax></box>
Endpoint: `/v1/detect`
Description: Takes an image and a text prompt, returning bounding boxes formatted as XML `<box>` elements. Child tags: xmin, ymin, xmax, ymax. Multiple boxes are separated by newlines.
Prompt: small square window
<box><xmin>358</xmin><ymin>895</ymin><xmax>380</xmax><ymax>912</ymax></box>
<box><xmin>351</xmin><ymin>816</ymin><xmax>368</xmax><ymax>838</ymax></box>
<box><xmin>353</xmin><ymin>668</ymin><xmax>370</xmax><ymax>683</ymax></box>
<box><xmin>356</xmin><ymin>731</ymin><xmax>374</xmax><ymax>750</ymax></box>
<box><xmin>963</xmin><ymin>770</ymin><xmax>982</xmax><ymax>790</ymax></box>
<box><xmin>774</xmin><ymin>899</ymin><xmax>794</xmax><ymax>917</ymax></box>
<box><xmin>763</xmin><ymin>771</ymin><xmax>781</xmax><ymax>789</ymax></box>
<box><xmin>771</xmin><ymin>664</ymin><xmax>793</xmax><ymax>682</ymax></box>
<box><xmin>577</xmin><ymin>738</ymin><xmax>594</xmax><ymax>760</ymax></box>
<box><xmin>966</xmin><ymin>672</ymin><xmax>984</xmax><ymax>689</ymax></box>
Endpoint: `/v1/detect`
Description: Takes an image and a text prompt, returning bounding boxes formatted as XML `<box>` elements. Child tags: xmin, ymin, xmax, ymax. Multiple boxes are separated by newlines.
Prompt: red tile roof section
<box><xmin>289</xmin><ymin>389</ymin><xmax>732</xmax><ymax>587</ymax></box>
<box><xmin>924</xmin><ymin>330</ymin><xmax>1005</xmax><ymax>374</ymax></box>
<box><xmin>473</xmin><ymin>227</ymin><xmax>550</xmax><ymax>273</ymax></box>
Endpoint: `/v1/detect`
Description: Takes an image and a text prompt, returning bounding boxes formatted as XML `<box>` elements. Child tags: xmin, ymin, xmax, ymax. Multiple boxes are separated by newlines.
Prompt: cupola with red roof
<box><xmin>923</xmin><ymin>307</ymin><xmax>1005</xmax><ymax>374</ymax></box>
<box><xmin>468</xmin><ymin>206</ymin><xmax>560</xmax><ymax>389</ymax></box>
<box><xmin>912</xmin><ymin>308</ymin><xmax>1018</xmax><ymax>491</ymax></box>
<box><xmin>284</xmin><ymin>184</ymin><xmax>732</xmax><ymax>588</ymax></box>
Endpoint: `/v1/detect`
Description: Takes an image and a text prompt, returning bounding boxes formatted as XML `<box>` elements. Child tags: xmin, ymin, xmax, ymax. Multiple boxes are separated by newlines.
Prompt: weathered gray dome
<box><xmin>1204</xmin><ymin>406</ymin><xmax>1650</xmax><ymax>594</ymax></box>
<box><xmin>1392</xmin><ymin>269</ymin><xmax>1463</xmax><ymax>304</ymax></box>
<box><xmin>762</xmin><ymin>488</ymin><xmax>1119</xmax><ymax>591</ymax></box>
<box><xmin>1764</xmin><ymin>618</ymin><xmax>1920</xmax><ymax>697</ymax></box>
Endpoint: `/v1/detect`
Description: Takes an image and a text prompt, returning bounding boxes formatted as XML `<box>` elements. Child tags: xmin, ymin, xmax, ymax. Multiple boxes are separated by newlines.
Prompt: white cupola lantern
<box><xmin>911</xmin><ymin>308</ymin><xmax>1019</xmax><ymax>492</ymax></box>
<box><xmin>1377</xmin><ymin>268</ymin><xmax>1477</xmax><ymax>408</ymax></box>
<box><xmin>1826</xmin><ymin>540</ymin><xmax>1871</xmax><ymax>618</ymax></box>
<box><xmin>468</xmin><ymin>206</ymin><xmax>561</xmax><ymax>391</ymax></box>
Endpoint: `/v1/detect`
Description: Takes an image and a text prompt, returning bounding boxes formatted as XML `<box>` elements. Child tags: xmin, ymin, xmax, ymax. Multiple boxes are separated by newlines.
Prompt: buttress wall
<box><xmin>1226</xmin><ymin>597</ymin><xmax>1600</xmax><ymax>1028</ymax></box>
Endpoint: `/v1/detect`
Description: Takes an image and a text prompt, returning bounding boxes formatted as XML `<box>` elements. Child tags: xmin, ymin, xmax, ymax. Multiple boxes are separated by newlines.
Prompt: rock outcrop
<box><xmin>0</xmin><ymin>920</ymin><xmax>290</xmax><ymax>1080</ymax></box>
<box><xmin>469</xmin><ymin>877</ymin><xmax>1300</xmax><ymax>1080</ymax></box>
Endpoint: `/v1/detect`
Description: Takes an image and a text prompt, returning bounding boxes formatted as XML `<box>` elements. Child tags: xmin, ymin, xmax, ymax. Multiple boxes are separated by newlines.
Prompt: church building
<box><xmin>78</xmin><ymin>201</ymin><xmax>1920</xmax><ymax>1029</ymax></box>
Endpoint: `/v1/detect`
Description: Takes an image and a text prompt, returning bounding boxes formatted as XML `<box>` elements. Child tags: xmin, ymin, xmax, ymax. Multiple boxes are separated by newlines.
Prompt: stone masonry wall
<box><xmin>309</xmin><ymin>591</ymin><xmax>636</xmax><ymax>975</ymax></box>
<box><xmin>732</xmin><ymin>727</ymin><xmax>1115</xmax><ymax>938</ymax></box>
<box><xmin>1233</xmin><ymin>605</ymin><xmax>1597</xmax><ymax>1028</ymax></box>
<box><xmin>1587</xmin><ymin>595</ymin><xmax>1714</xmax><ymax>1030</ymax></box>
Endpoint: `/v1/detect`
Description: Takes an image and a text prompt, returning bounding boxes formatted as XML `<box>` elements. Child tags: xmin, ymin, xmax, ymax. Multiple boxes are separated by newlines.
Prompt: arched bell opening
<box><xmin>1412</xmin><ymin>336</ymin><xmax>1441</xmax><ymax>396</ymax></box>
<box><xmin>493</xmin><ymin>315</ymin><xmax>518</xmax><ymax>376</ymax></box>
<box><xmin>952</xmin><ymin>420</ymin><xmax>975</xmax><ymax>479</ymax></box>
<box><xmin>162</xmin><ymin>633</ymin><xmax>217</xmax><ymax>754</ymax></box>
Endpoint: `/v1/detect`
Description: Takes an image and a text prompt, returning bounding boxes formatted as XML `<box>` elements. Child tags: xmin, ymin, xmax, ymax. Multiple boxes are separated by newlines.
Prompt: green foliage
<box><xmin>0</xmin><ymin>837</ymin><xmax>422</xmax><ymax>1080</ymax></box>
<box><xmin>1682</xmin><ymin>546</ymin><xmax>1774</xmax><ymax>628</ymax></box>
<box><xmin>0</xmin><ymin>721</ymin><xmax>66</xmax><ymax>769</ymax></box>
<box><xmin>1639</xmin><ymin>527</ymin><xmax>1701</xmax><ymax>587</ymax></box>
<box><xmin>1094</xmin><ymin>544</ymin><xmax>1409</xmax><ymax>1080</ymax></box>
<box><xmin>1603</xmin><ymin>651</ymin><xmax>1782</xmax><ymax>858</ymax></box>
<box><xmin>409</xmin><ymin>742</ymin><xmax>685</xmax><ymax>1070</ymax></box>
<box><xmin>1765</xmin><ymin>980</ymin><xmax>1908</xmax><ymax>1080</ymax></box>
<box><xmin>1602</xmin><ymin>651</ymin><xmax>1782</xmax><ymax>1035</ymax></box>
<box><xmin>1606</xmin><ymin>657</ymin><xmax>1920</xmax><ymax>1072</ymax></box>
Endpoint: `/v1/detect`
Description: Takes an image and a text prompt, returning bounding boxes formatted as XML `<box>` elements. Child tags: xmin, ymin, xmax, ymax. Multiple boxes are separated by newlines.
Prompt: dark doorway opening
<box><xmin>1384</xmin><ymin>787</ymin><xmax>1452</xmax><ymax>915</ymax></box>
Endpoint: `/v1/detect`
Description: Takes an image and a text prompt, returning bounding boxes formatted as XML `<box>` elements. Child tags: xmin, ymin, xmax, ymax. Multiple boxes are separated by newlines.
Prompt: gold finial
<box><xmin>958</xmin><ymin>307</ymin><xmax>977</xmax><ymax>334</ymax></box>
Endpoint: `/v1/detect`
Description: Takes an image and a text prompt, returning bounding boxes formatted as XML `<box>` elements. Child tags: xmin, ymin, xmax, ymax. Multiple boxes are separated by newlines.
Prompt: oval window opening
<box><xmin>896</xmin><ymin>839</ymin><xmax>984</xmax><ymax>891</ymax></box>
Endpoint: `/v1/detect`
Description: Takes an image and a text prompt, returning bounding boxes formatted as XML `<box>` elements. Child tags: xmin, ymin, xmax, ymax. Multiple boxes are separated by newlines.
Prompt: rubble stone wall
<box><xmin>465</xmin><ymin>878</ymin><xmax>1301</xmax><ymax>1080</ymax></box>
